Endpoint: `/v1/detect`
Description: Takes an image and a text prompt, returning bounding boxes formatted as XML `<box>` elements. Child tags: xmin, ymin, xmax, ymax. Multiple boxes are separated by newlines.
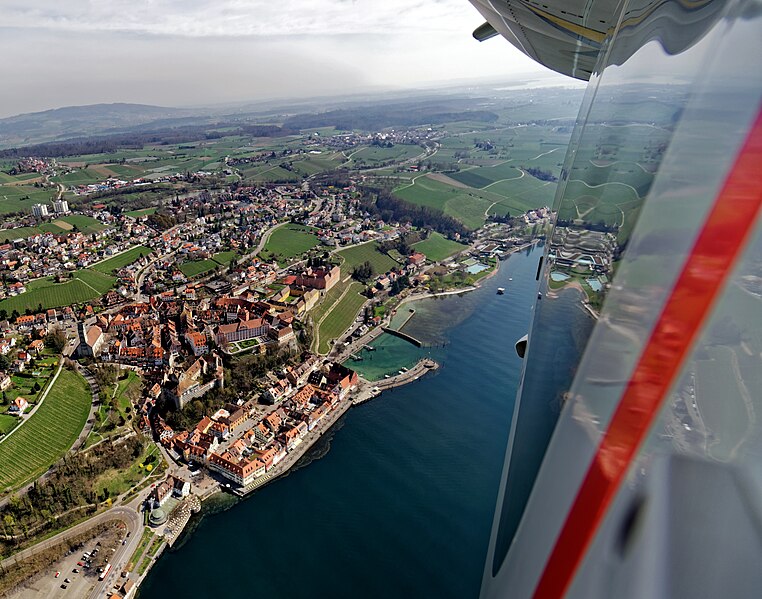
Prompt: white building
<box><xmin>53</xmin><ymin>199</ymin><xmax>69</xmax><ymax>214</ymax></box>
<box><xmin>32</xmin><ymin>203</ymin><xmax>49</xmax><ymax>218</ymax></box>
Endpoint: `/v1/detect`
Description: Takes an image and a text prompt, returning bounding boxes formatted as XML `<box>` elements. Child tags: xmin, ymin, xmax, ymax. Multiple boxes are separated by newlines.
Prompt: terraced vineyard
<box><xmin>336</xmin><ymin>242</ymin><xmax>398</xmax><ymax>275</ymax></box>
<box><xmin>317</xmin><ymin>282</ymin><xmax>366</xmax><ymax>354</ymax></box>
<box><xmin>0</xmin><ymin>269</ymin><xmax>115</xmax><ymax>314</ymax></box>
<box><xmin>0</xmin><ymin>367</ymin><xmax>92</xmax><ymax>492</ymax></box>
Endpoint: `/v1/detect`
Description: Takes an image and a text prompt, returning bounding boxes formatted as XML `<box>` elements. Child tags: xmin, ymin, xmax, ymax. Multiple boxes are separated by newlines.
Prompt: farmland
<box><xmin>336</xmin><ymin>242</ymin><xmax>398</xmax><ymax>275</ymax></box>
<box><xmin>91</xmin><ymin>245</ymin><xmax>151</xmax><ymax>274</ymax></box>
<box><xmin>0</xmin><ymin>367</ymin><xmax>92</xmax><ymax>493</ymax></box>
<box><xmin>413</xmin><ymin>232</ymin><xmax>467</xmax><ymax>262</ymax></box>
<box><xmin>350</xmin><ymin>144</ymin><xmax>423</xmax><ymax>165</ymax></box>
<box><xmin>0</xmin><ymin>269</ymin><xmax>116</xmax><ymax>315</ymax></box>
<box><xmin>260</xmin><ymin>224</ymin><xmax>321</xmax><ymax>263</ymax></box>
<box><xmin>393</xmin><ymin>173</ymin><xmax>554</xmax><ymax>229</ymax></box>
<box><xmin>55</xmin><ymin>214</ymin><xmax>107</xmax><ymax>234</ymax></box>
<box><xmin>317</xmin><ymin>282</ymin><xmax>366</xmax><ymax>354</ymax></box>
<box><xmin>0</xmin><ymin>185</ymin><xmax>55</xmax><ymax>215</ymax></box>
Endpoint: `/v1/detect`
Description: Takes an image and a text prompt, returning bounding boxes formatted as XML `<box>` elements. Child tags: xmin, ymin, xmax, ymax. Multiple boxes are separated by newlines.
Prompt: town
<box><xmin>0</xmin><ymin>95</ymin><xmax>580</xmax><ymax>599</ymax></box>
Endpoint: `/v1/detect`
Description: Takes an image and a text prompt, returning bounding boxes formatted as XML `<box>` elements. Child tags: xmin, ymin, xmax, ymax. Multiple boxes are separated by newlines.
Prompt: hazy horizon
<box><xmin>0</xmin><ymin>0</ymin><xmax>555</xmax><ymax>119</ymax></box>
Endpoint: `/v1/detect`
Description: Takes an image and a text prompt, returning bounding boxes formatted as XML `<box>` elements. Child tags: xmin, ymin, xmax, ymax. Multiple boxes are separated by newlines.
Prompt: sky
<box><xmin>0</xmin><ymin>0</ymin><xmax>552</xmax><ymax>118</ymax></box>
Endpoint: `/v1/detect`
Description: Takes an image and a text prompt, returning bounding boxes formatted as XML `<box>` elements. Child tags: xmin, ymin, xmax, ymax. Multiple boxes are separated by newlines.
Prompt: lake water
<box><xmin>139</xmin><ymin>245</ymin><xmax>542</xmax><ymax>599</ymax></box>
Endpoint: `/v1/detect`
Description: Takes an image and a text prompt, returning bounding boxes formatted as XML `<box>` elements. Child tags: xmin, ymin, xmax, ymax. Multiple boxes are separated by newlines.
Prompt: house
<box><xmin>150</xmin><ymin>480</ymin><xmax>173</xmax><ymax>507</ymax></box>
<box><xmin>171</xmin><ymin>476</ymin><xmax>191</xmax><ymax>498</ymax></box>
<box><xmin>0</xmin><ymin>372</ymin><xmax>12</xmax><ymax>391</ymax></box>
<box><xmin>8</xmin><ymin>396</ymin><xmax>28</xmax><ymax>413</ymax></box>
<box><xmin>407</xmin><ymin>252</ymin><xmax>426</xmax><ymax>266</ymax></box>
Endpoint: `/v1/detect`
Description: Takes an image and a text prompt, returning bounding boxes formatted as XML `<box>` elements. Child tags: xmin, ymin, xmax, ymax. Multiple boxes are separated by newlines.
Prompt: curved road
<box><xmin>0</xmin><ymin>506</ymin><xmax>141</xmax><ymax>572</ymax></box>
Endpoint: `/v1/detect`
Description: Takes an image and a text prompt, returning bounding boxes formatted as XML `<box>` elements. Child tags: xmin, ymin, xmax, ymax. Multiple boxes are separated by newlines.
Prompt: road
<box><xmin>0</xmin><ymin>507</ymin><xmax>141</xmax><ymax>572</ymax></box>
<box><xmin>87</xmin><ymin>506</ymin><xmax>143</xmax><ymax>599</ymax></box>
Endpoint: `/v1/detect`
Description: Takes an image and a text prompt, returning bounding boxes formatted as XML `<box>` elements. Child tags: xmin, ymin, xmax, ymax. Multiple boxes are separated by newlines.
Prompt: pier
<box><xmin>381</xmin><ymin>327</ymin><xmax>423</xmax><ymax>347</ymax></box>
<box><xmin>352</xmin><ymin>359</ymin><xmax>439</xmax><ymax>405</ymax></box>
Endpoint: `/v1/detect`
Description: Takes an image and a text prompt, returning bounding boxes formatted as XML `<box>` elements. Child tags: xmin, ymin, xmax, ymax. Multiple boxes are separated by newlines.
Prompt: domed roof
<box><xmin>149</xmin><ymin>507</ymin><xmax>167</xmax><ymax>526</ymax></box>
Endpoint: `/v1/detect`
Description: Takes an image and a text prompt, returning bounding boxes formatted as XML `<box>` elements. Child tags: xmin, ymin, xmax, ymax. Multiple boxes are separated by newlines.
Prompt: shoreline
<box><xmin>97</xmin><ymin>241</ymin><xmax>539</xmax><ymax>593</ymax></box>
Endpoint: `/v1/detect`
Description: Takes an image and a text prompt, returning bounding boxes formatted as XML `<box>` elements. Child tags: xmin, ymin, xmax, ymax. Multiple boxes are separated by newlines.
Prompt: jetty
<box><xmin>381</xmin><ymin>326</ymin><xmax>423</xmax><ymax>347</ymax></box>
<box><xmin>353</xmin><ymin>359</ymin><xmax>439</xmax><ymax>405</ymax></box>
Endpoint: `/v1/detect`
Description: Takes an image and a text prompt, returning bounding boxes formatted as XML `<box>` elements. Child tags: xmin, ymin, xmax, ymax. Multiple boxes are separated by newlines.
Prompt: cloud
<box><xmin>1</xmin><ymin>0</ymin><xmax>472</xmax><ymax>37</ymax></box>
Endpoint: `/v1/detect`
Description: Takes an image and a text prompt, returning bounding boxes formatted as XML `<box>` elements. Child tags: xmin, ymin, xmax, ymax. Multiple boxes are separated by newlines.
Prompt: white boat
<box><xmin>497</xmin><ymin>287</ymin><xmax>505</xmax><ymax>295</ymax></box>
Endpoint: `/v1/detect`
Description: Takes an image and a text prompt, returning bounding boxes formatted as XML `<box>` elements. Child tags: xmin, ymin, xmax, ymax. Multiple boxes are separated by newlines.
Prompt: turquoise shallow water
<box><xmin>343</xmin><ymin>333</ymin><xmax>424</xmax><ymax>381</ymax></box>
<box><xmin>139</xmin><ymin>246</ymin><xmax>542</xmax><ymax>599</ymax></box>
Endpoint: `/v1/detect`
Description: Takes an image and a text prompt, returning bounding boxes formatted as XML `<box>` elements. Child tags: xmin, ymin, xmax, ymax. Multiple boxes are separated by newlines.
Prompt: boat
<box><xmin>384</xmin><ymin>374</ymin><xmax>390</xmax><ymax>379</ymax></box>
<box><xmin>497</xmin><ymin>287</ymin><xmax>505</xmax><ymax>295</ymax></box>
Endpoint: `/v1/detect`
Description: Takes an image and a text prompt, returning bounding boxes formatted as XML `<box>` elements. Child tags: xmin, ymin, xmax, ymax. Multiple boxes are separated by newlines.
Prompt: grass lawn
<box><xmin>336</xmin><ymin>242</ymin><xmax>398</xmax><ymax>275</ymax></box>
<box><xmin>260</xmin><ymin>224</ymin><xmax>320</xmax><ymax>263</ymax></box>
<box><xmin>91</xmin><ymin>245</ymin><xmax>151</xmax><ymax>274</ymax></box>
<box><xmin>127</xmin><ymin>528</ymin><xmax>154</xmax><ymax>571</ymax></box>
<box><xmin>413</xmin><ymin>232</ymin><xmax>467</xmax><ymax>262</ymax></box>
<box><xmin>212</xmin><ymin>251</ymin><xmax>238</xmax><ymax>266</ymax></box>
<box><xmin>125</xmin><ymin>207</ymin><xmax>157</xmax><ymax>218</ymax></box>
<box><xmin>180</xmin><ymin>259</ymin><xmax>217</xmax><ymax>278</ymax></box>
<box><xmin>0</xmin><ymin>414</ymin><xmax>18</xmax><ymax>436</ymax></box>
<box><xmin>0</xmin><ymin>367</ymin><xmax>92</xmax><ymax>492</ymax></box>
<box><xmin>317</xmin><ymin>282</ymin><xmax>366</xmax><ymax>354</ymax></box>
<box><xmin>94</xmin><ymin>442</ymin><xmax>160</xmax><ymax>498</ymax></box>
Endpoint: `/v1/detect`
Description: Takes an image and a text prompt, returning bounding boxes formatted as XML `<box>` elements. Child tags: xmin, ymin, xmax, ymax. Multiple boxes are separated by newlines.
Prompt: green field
<box><xmin>92</xmin><ymin>245</ymin><xmax>151</xmax><ymax>274</ymax></box>
<box><xmin>0</xmin><ymin>414</ymin><xmax>17</xmax><ymax>436</ymax></box>
<box><xmin>0</xmin><ymin>367</ymin><xmax>92</xmax><ymax>492</ymax></box>
<box><xmin>412</xmin><ymin>232</ymin><xmax>467</xmax><ymax>262</ymax></box>
<box><xmin>351</xmin><ymin>144</ymin><xmax>422</xmax><ymax>165</ymax></box>
<box><xmin>317</xmin><ymin>282</ymin><xmax>366</xmax><ymax>354</ymax></box>
<box><xmin>0</xmin><ymin>226</ymin><xmax>49</xmax><ymax>241</ymax></box>
<box><xmin>0</xmin><ymin>268</ymin><xmax>116</xmax><ymax>315</ymax></box>
<box><xmin>0</xmin><ymin>185</ymin><xmax>55</xmax><ymax>215</ymax></box>
<box><xmin>260</xmin><ymin>224</ymin><xmax>320</xmax><ymax>263</ymax></box>
<box><xmin>54</xmin><ymin>214</ymin><xmax>107</xmax><ymax>234</ymax></box>
<box><xmin>212</xmin><ymin>251</ymin><xmax>238</xmax><ymax>266</ymax></box>
<box><xmin>180</xmin><ymin>259</ymin><xmax>217</xmax><ymax>278</ymax></box>
<box><xmin>125</xmin><ymin>207</ymin><xmax>157</xmax><ymax>218</ymax></box>
<box><xmin>336</xmin><ymin>242</ymin><xmax>398</xmax><ymax>275</ymax></box>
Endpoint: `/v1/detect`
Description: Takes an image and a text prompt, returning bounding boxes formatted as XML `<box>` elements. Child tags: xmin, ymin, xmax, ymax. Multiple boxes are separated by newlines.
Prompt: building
<box><xmin>74</xmin><ymin>322</ymin><xmax>104</xmax><ymax>358</ymax></box>
<box><xmin>52</xmin><ymin>199</ymin><xmax>70</xmax><ymax>214</ymax></box>
<box><xmin>163</xmin><ymin>353</ymin><xmax>224</xmax><ymax>409</ymax></box>
<box><xmin>0</xmin><ymin>372</ymin><xmax>12</xmax><ymax>391</ymax></box>
<box><xmin>31</xmin><ymin>203</ymin><xmax>49</xmax><ymax>218</ymax></box>
<box><xmin>8</xmin><ymin>396</ymin><xmax>28</xmax><ymax>413</ymax></box>
<box><xmin>207</xmin><ymin>452</ymin><xmax>266</xmax><ymax>487</ymax></box>
<box><xmin>185</xmin><ymin>331</ymin><xmax>208</xmax><ymax>356</ymax></box>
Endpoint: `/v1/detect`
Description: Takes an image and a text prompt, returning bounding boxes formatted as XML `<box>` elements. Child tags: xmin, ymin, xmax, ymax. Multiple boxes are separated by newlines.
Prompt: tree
<box><xmin>45</xmin><ymin>327</ymin><xmax>67</xmax><ymax>353</ymax></box>
<box><xmin>352</xmin><ymin>260</ymin><xmax>374</xmax><ymax>283</ymax></box>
